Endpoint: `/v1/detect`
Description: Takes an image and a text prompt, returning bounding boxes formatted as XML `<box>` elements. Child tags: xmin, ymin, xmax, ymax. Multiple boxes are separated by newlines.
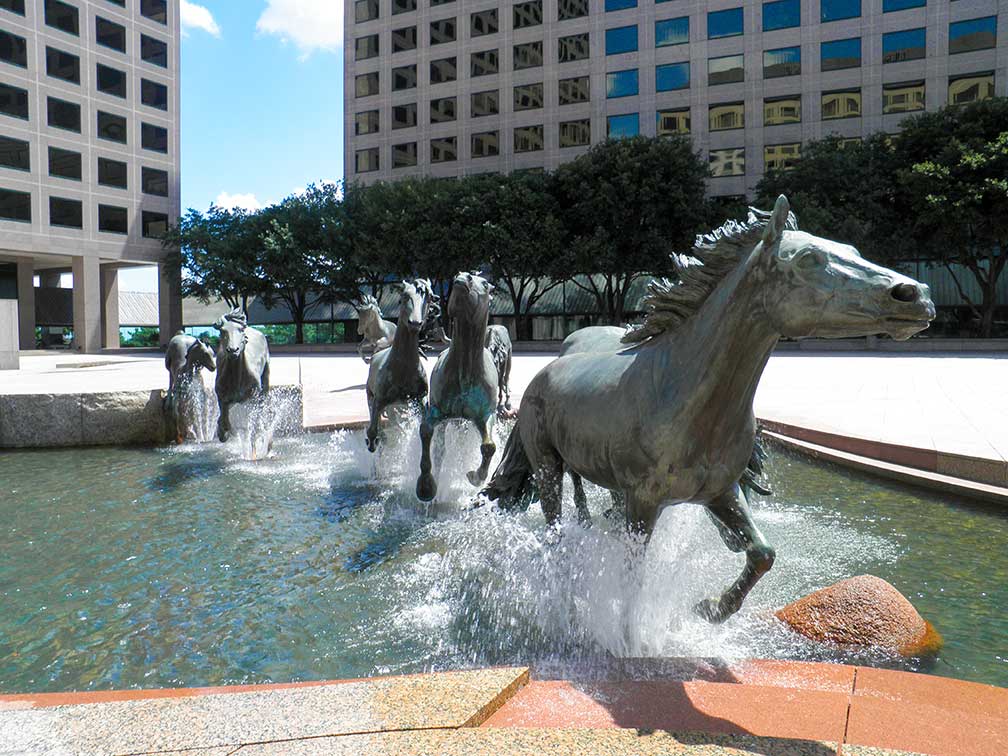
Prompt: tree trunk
<box><xmin>295</xmin><ymin>319</ymin><xmax>305</xmax><ymax>344</ymax></box>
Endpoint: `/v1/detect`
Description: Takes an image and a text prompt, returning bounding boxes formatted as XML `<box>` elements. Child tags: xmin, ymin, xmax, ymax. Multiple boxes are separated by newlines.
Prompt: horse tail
<box><xmin>481</xmin><ymin>423</ymin><xmax>535</xmax><ymax>511</ymax></box>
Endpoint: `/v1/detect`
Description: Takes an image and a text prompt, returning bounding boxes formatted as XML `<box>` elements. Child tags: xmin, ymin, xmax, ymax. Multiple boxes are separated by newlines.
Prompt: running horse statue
<box><xmin>482</xmin><ymin>196</ymin><xmax>934</xmax><ymax>623</ymax></box>
<box><xmin>355</xmin><ymin>294</ymin><xmax>396</xmax><ymax>363</ymax></box>
<box><xmin>485</xmin><ymin>324</ymin><xmax>513</xmax><ymax>415</ymax></box>
<box><xmin>213</xmin><ymin>308</ymin><xmax>271</xmax><ymax>443</ymax></box>
<box><xmin>163</xmin><ymin>331</ymin><xmax>216</xmax><ymax>443</ymax></box>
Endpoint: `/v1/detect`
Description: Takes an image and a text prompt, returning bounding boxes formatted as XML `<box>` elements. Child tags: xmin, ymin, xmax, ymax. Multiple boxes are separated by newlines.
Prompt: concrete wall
<box><xmin>0</xmin><ymin>300</ymin><xmax>19</xmax><ymax>370</ymax></box>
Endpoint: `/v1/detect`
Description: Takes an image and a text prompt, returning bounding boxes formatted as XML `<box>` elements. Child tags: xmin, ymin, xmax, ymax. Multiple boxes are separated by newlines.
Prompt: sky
<box><xmin>119</xmin><ymin>0</ymin><xmax>345</xmax><ymax>291</ymax></box>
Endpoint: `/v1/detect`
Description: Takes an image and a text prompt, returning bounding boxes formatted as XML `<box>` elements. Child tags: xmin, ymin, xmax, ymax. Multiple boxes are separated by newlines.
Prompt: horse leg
<box><xmin>366</xmin><ymin>396</ymin><xmax>385</xmax><ymax>453</ymax></box>
<box><xmin>502</xmin><ymin>353</ymin><xmax>513</xmax><ymax>412</ymax></box>
<box><xmin>625</xmin><ymin>492</ymin><xmax>660</xmax><ymax>538</ymax></box>
<box><xmin>416</xmin><ymin>409</ymin><xmax>440</xmax><ymax>501</ymax></box>
<box><xmin>466</xmin><ymin>415</ymin><xmax>496</xmax><ymax>486</ymax></box>
<box><xmin>217</xmin><ymin>396</ymin><xmax>231</xmax><ymax>442</ymax></box>
<box><xmin>695</xmin><ymin>484</ymin><xmax>776</xmax><ymax>624</ymax></box>
<box><xmin>569</xmin><ymin>471</ymin><xmax>592</xmax><ymax>527</ymax></box>
<box><xmin>535</xmin><ymin>451</ymin><xmax>564</xmax><ymax>532</ymax></box>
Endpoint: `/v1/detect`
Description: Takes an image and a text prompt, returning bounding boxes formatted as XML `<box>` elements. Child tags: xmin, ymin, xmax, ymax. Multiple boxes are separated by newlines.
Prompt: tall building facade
<box><xmin>344</xmin><ymin>0</ymin><xmax>1005</xmax><ymax>191</ymax></box>
<box><xmin>0</xmin><ymin>0</ymin><xmax>180</xmax><ymax>353</ymax></box>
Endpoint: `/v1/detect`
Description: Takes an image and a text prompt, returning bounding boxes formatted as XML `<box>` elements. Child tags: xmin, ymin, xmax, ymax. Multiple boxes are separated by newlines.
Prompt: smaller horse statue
<box><xmin>365</xmin><ymin>279</ymin><xmax>438</xmax><ymax>452</ymax></box>
<box><xmin>485</xmin><ymin>325</ymin><xmax>513</xmax><ymax>415</ymax></box>
<box><xmin>355</xmin><ymin>294</ymin><xmax>396</xmax><ymax>363</ymax></box>
<box><xmin>416</xmin><ymin>272</ymin><xmax>500</xmax><ymax>501</ymax></box>
<box><xmin>164</xmin><ymin>331</ymin><xmax>216</xmax><ymax>443</ymax></box>
<box><xmin>213</xmin><ymin>308</ymin><xmax>270</xmax><ymax>443</ymax></box>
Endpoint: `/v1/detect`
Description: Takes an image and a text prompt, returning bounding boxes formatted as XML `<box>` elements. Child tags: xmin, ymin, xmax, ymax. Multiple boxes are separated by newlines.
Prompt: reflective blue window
<box><xmin>763</xmin><ymin>0</ymin><xmax>800</xmax><ymax>31</ymax></box>
<box><xmin>605</xmin><ymin>25</ymin><xmax>638</xmax><ymax>55</ymax></box>
<box><xmin>607</xmin><ymin>112</ymin><xmax>639</xmax><ymax>138</ymax></box>
<box><xmin>821</xmin><ymin>37</ymin><xmax>860</xmax><ymax>70</ymax></box>
<box><xmin>883</xmin><ymin>0</ymin><xmax>924</xmax><ymax>12</ymax></box>
<box><xmin>763</xmin><ymin>46</ymin><xmax>801</xmax><ymax>78</ymax></box>
<box><xmin>655</xmin><ymin>16</ymin><xmax>689</xmax><ymax>47</ymax></box>
<box><xmin>821</xmin><ymin>0</ymin><xmax>860</xmax><ymax>22</ymax></box>
<box><xmin>707</xmin><ymin>8</ymin><xmax>743</xmax><ymax>39</ymax></box>
<box><xmin>605</xmin><ymin>0</ymin><xmax>636</xmax><ymax>11</ymax></box>
<box><xmin>949</xmin><ymin>16</ymin><xmax>997</xmax><ymax>55</ymax></box>
<box><xmin>606</xmin><ymin>68</ymin><xmax>638</xmax><ymax>97</ymax></box>
<box><xmin>882</xmin><ymin>28</ymin><xmax>925</xmax><ymax>63</ymax></box>
<box><xmin>656</xmin><ymin>61</ymin><xmax>690</xmax><ymax>91</ymax></box>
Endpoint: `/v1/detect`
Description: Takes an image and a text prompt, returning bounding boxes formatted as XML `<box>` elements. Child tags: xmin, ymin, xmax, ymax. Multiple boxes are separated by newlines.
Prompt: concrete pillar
<box><xmin>0</xmin><ymin>299</ymin><xmax>18</xmax><ymax>369</ymax></box>
<box><xmin>15</xmin><ymin>260</ymin><xmax>34</xmax><ymax>349</ymax></box>
<box><xmin>71</xmin><ymin>255</ymin><xmax>101</xmax><ymax>353</ymax></box>
<box><xmin>38</xmin><ymin>270</ymin><xmax>61</xmax><ymax>288</ymax></box>
<box><xmin>157</xmin><ymin>262</ymin><xmax>182</xmax><ymax>348</ymax></box>
<box><xmin>101</xmin><ymin>265</ymin><xmax>120</xmax><ymax>349</ymax></box>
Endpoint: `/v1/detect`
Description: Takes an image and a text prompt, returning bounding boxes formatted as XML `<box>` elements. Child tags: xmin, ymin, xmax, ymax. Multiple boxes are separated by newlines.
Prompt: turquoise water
<box><xmin>0</xmin><ymin>427</ymin><xmax>1005</xmax><ymax>693</ymax></box>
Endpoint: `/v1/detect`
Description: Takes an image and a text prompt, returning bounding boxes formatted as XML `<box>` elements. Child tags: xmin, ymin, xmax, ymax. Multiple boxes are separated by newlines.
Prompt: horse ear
<box><xmin>213</xmin><ymin>316</ymin><xmax>225</xmax><ymax>330</ymax></box>
<box><xmin>763</xmin><ymin>195</ymin><xmax>790</xmax><ymax>248</ymax></box>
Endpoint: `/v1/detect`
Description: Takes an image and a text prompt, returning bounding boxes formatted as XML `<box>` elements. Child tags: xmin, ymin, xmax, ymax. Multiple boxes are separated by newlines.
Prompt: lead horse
<box><xmin>214</xmin><ymin>308</ymin><xmax>270</xmax><ymax>443</ymax></box>
<box><xmin>482</xmin><ymin>197</ymin><xmax>934</xmax><ymax>623</ymax></box>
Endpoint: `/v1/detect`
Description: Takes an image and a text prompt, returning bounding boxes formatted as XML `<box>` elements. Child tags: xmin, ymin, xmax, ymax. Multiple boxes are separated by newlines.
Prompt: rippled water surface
<box><xmin>1</xmin><ymin>425</ymin><xmax>1005</xmax><ymax>693</ymax></box>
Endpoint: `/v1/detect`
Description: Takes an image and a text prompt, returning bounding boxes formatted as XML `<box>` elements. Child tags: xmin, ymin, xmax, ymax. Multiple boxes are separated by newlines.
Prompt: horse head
<box><xmin>390</xmin><ymin>279</ymin><xmax>432</xmax><ymax>333</ymax></box>
<box><xmin>355</xmin><ymin>294</ymin><xmax>380</xmax><ymax>335</ymax></box>
<box><xmin>214</xmin><ymin>308</ymin><xmax>248</xmax><ymax>357</ymax></box>
<box><xmin>448</xmin><ymin>271</ymin><xmax>493</xmax><ymax>321</ymax></box>
<box><xmin>186</xmin><ymin>338</ymin><xmax>217</xmax><ymax>372</ymax></box>
<box><xmin>758</xmin><ymin>196</ymin><xmax>935</xmax><ymax>341</ymax></box>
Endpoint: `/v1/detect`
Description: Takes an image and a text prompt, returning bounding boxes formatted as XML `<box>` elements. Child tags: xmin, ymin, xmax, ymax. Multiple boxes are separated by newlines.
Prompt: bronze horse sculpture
<box><xmin>485</xmin><ymin>324</ymin><xmax>513</xmax><ymax>415</ymax></box>
<box><xmin>213</xmin><ymin>308</ymin><xmax>271</xmax><ymax>443</ymax></box>
<box><xmin>355</xmin><ymin>294</ymin><xmax>396</xmax><ymax>363</ymax></box>
<box><xmin>483</xmin><ymin>197</ymin><xmax>934</xmax><ymax>622</ymax></box>
<box><xmin>164</xmin><ymin>331</ymin><xmax>216</xmax><ymax>443</ymax></box>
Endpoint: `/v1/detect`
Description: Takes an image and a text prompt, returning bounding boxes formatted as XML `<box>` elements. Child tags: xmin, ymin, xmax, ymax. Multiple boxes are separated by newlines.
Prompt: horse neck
<box><xmin>365</xmin><ymin>310</ymin><xmax>383</xmax><ymax>338</ymax></box>
<box><xmin>389</xmin><ymin>309</ymin><xmax>421</xmax><ymax>362</ymax></box>
<box><xmin>446</xmin><ymin>305</ymin><xmax>489</xmax><ymax>369</ymax></box>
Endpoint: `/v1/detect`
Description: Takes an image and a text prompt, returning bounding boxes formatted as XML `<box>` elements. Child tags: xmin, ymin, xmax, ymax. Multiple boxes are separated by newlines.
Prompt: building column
<box><xmin>15</xmin><ymin>260</ymin><xmax>35</xmax><ymax>349</ymax></box>
<box><xmin>71</xmin><ymin>255</ymin><xmax>101</xmax><ymax>353</ymax></box>
<box><xmin>101</xmin><ymin>264</ymin><xmax>120</xmax><ymax>349</ymax></box>
<box><xmin>157</xmin><ymin>262</ymin><xmax>182</xmax><ymax>348</ymax></box>
<box><xmin>38</xmin><ymin>270</ymin><xmax>61</xmax><ymax>288</ymax></box>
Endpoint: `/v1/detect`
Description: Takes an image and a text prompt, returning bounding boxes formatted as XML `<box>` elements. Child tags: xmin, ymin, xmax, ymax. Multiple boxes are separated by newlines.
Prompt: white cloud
<box><xmin>214</xmin><ymin>192</ymin><xmax>263</xmax><ymax>212</ymax></box>
<box><xmin>256</xmin><ymin>0</ymin><xmax>343</xmax><ymax>58</ymax></box>
<box><xmin>180</xmin><ymin>1</ymin><xmax>221</xmax><ymax>37</ymax></box>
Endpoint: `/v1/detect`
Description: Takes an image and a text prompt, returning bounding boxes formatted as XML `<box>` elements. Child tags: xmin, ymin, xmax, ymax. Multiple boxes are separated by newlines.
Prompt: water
<box><xmin>0</xmin><ymin>424</ymin><xmax>1005</xmax><ymax>694</ymax></box>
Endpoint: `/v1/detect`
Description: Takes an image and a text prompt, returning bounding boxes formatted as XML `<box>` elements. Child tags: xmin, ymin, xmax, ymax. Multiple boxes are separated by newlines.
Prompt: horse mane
<box><xmin>215</xmin><ymin>307</ymin><xmax>246</xmax><ymax>330</ymax></box>
<box><xmin>621</xmin><ymin>207</ymin><xmax>799</xmax><ymax>344</ymax></box>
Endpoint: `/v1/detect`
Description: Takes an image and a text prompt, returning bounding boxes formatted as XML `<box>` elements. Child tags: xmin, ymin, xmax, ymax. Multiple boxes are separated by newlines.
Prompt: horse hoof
<box><xmin>366</xmin><ymin>438</ymin><xmax>377</xmax><ymax>453</ymax></box>
<box><xmin>416</xmin><ymin>474</ymin><xmax>437</xmax><ymax>502</ymax></box>
<box><xmin>694</xmin><ymin>597</ymin><xmax>733</xmax><ymax>624</ymax></box>
<box><xmin>466</xmin><ymin>469</ymin><xmax>486</xmax><ymax>486</ymax></box>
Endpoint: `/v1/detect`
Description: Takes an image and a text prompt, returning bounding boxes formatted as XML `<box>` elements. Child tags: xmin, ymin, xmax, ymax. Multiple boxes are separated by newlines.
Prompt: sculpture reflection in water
<box><xmin>482</xmin><ymin>196</ymin><xmax>935</xmax><ymax>623</ymax></box>
<box><xmin>163</xmin><ymin>331</ymin><xmax>216</xmax><ymax>443</ymax></box>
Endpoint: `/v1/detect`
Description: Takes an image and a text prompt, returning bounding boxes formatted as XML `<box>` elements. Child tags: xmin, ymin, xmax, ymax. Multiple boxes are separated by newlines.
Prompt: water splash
<box><xmin>226</xmin><ymin>389</ymin><xmax>302</xmax><ymax>461</ymax></box>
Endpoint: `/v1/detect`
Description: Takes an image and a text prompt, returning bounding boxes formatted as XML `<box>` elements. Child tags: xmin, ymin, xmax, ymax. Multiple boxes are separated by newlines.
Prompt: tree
<box><xmin>551</xmin><ymin>136</ymin><xmax>708</xmax><ymax>324</ymax></box>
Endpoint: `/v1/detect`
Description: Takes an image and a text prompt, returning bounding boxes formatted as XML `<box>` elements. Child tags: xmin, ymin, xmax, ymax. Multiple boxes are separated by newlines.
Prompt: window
<box><xmin>355</xmin><ymin>110</ymin><xmax>379</xmax><ymax>135</ymax></box>
<box><xmin>763</xmin><ymin>0</ymin><xmax>799</xmax><ymax>32</ymax></box>
<box><xmin>142</xmin><ymin>166</ymin><xmax>168</xmax><ymax>196</ymax></box>
<box><xmin>392</xmin><ymin>142</ymin><xmax>417</xmax><ymax>168</ymax></box>
<box><xmin>392</xmin><ymin>103</ymin><xmax>416</xmax><ymax>129</ymax></box>
<box><xmin>392</xmin><ymin>0</ymin><xmax>416</xmax><ymax>14</ymax></box>
<box><xmin>764</xmin><ymin>46</ymin><xmax>800</xmax><ymax>78</ymax></box>
<box><xmin>471</xmin><ymin>9</ymin><xmax>497</xmax><ymax>36</ymax></box>
<box><xmin>882</xmin><ymin>80</ymin><xmax>924</xmax><ymax>113</ymax></box>
<box><xmin>431</xmin><ymin>0</ymin><xmax>454</xmax><ymax>6</ymax></box>
<box><xmin>356</xmin><ymin>72</ymin><xmax>379</xmax><ymax>97</ymax></box>
<box><xmin>141</xmin><ymin>0</ymin><xmax>167</xmax><ymax>24</ymax></box>
<box><xmin>141</xmin><ymin>79</ymin><xmax>168</xmax><ymax>110</ymax></box>
<box><xmin>559</xmin><ymin>119</ymin><xmax>590</xmax><ymax>147</ymax></box>
<box><xmin>391</xmin><ymin>27</ymin><xmax>417</xmax><ymax>53</ymax></box>
<box><xmin>882</xmin><ymin>28</ymin><xmax>925</xmax><ymax>63</ymax></box>
<box><xmin>605</xmin><ymin>0</ymin><xmax>636</xmax><ymax>11</ymax></box>
<box><xmin>514</xmin><ymin>125</ymin><xmax>544</xmax><ymax>152</ymax></box>
<box><xmin>708</xmin><ymin>8</ymin><xmax>743</xmax><ymax>39</ymax></box>
<box><xmin>949</xmin><ymin>17</ymin><xmax>997</xmax><ymax>55</ymax></box>
<box><xmin>471</xmin><ymin>131</ymin><xmax>499</xmax><ymax>158</ymax></box>
<box><xmin>430</xmin><ymin>18</ymin><xmax>455</xmax><ymax>45</ymax></box>
<box><xmin>141</xmin><ymin>35</ymin><xmax>168</xmax><ymax>67</ymax></box>
<box><xmin>821</xmin><ymin>0</ymin><xmax>860</xmax><ymax>22</ymax></box>
<box><xmin>48</xmin><ymin>146</ymin><xmax>80</xmax><ymax>179</ymax></box>
<box><xmin>430</xmin><ymin>136</ymin><xmax>456</xmax><ymax>162</ymax></box>
<box><xmin>0</xmin><ymin>82</ymin><xmax>27</xmax><ymax>119</ymax></box>
<box><xmin>709</xmin><ymin>54</ymin><xmax>744</xmax><ymax>85</ymax></box>
<box><xmin>656</xmin><ymin>62</ymin><xmax>690</xmax><ymax>91</ymax></box>
<box><xmin>606</xmin><ymin>69</ymin><xmax>638</xmax><ymax>98</ymax></box>
<box><xmin>558</xmin><ymin>33</ymin><xmax>589</xmax><ymax>63</ymax></box>
<box><xmin>0</xmin><ymin>30</ymin><xmax>27</xmax><ymax>67</ymax></box>
<box><xmin>142</xmin><ymin>122</ymin><xmax>168</xmax><ymax>152</ymax></box>
<box><xmin>96</xmin><ymin>16</ymin><xmax>126</xmax><ymax>52</ymax></box>
<box><xmin>106</xmin><ymin>0</ymin><xmax>125</xmax><ymax>6</ymax></box>
<box><xmin>821</xmin><ymin>89</ymin><xmax>861</xmax><ymax>119</ymax></box>
<box><xmin>45</xmin><ymin>0</ymin><xmax>78</xmax><ymax>36</ymax></box>
<box><xmin>0</xmin><ymin>135</ymin><xmax>28</xmax><ymax>170</ymax></box>
<box><xmin>764</xmin><ymin>96</ymin><xmax>801</xmax><ymax>124</ymax></box>
<box><xmin>0</xmin><ymin>187</ymin><xmax>29</xmax><ymax>221</ymax></box>
<box><xmin>142</xmin><ymin>211</ymin><xmax>168</xmax><ymax>238</ymax></box>
<box><xmin>821</xmin><ymin>37</ymin><xmax>861</xmax><ymax>71</ymax></box>
<box><xmin>559</xmin><ymin>75</ymin><xmax>589</xmax><ymax>104</ymax></box>
<box><xmin>606</xmin><ymin>113</ymin><xmax>639</xmax><ymax>138</ymax></box>
<box><xmin>765</xmin><ymin>143</ymin><xmax>801</xmax><ymax>171</ymax></box>
<box><xmin>657</xmin><ymin>108</ymin><xmax>690</xmax><ymax>135</ymax></box>
<box><xmin>430</xmin><ymin>96</ymin><xmax>456</xmax><ymax>123</ymax></box>
<box><xmin>606</xmin><ymin>25</ymin><xmax>638</xmax><ymax>55</ymax></box>
<box><xmin>514</xmin><ymin>1</ymin><xmax>542</xmax><ymax>29</ymax></box>
<box><xmin>49</xmin><ymin>196</ymin><xmax>82</xmax><ymax>228</ymax></box>
<box><xmin>98</xmin><ymin>157</ymin><xmax>127</xmax><ymax>189</ymax></box>
<box><xmin>392</xmin><ymin>64</ymin><xmax>417</xmax><ymax>90</ymax></box>
<box><xmin>355</xmin><ymin>147</ymin><xmax>379</xmax><ymax>173</ymax></box>
<box><xmin>710</xmin><ymin>148</ymin><xmax>744</xmax><ymax>177</ymax></box>
<box><xmin>710</xmin><ymin>102</ymin><xmax>744</xmax><ymax>131</ymax></box>
<box><xmin>514</xmin><ymin>82</ymin><xmax>543</xmax><ymax>110</ymax></box>
<box><xmin>47</xmin><ymin>97</ymin><xmax>79</xmax><ymax>131</ymax></box>
<box><xmin>656</xmin><ymin>17</ymin><xmax>689</xmax><ymax>47</ymax></box>
<box><xmin>471</xmin><ymin>89</ymin><xmax>498</xmax><ymax>117</ymax></box>
<box><xmin>471</xmin><ymin>49</ymin><xmax>498</xmax><ymax>77</ymax></box>
<box><xmin>356</xmin><ymin>35</ymin><xmax>379</xmax><ymax>60</ymax></box>
<box><xmin>430</xmin><ymin>57</ymin><xmax>456</xmax><ymax>83</ymax></box>
<box><xmin>98</xmin><ymin>204</ymin><xmax>127</xmax><ymax>234</ymax></box>
<box><xmin>883</xmin><ymin>0</ymin><xmax>924</xmax><ymax>11</ymax></box>
<box><xmin>46</xmin><ymin>47</ymin><xmax>80</xmax><ymax>84</ymax></box>
<box><xmin>558</xmin><ymin>0</ymin><xmax>588</xmax><ymax>20</ymax></box>
<box><xmin>948</xmin><ymin>72</ymin><xmax>995</xmax><ymax>105</ymax></box>
<box><xmin>355</xmin><ymin>0</ymin><xmax>379</xmax><ymax>23</ymax></box>
<box><xmin>0</xmin><ymin>0</ymin><xmax>25</xmax><ymax>15</ymax></box>
<box><xmin>97</xmin><ymin>64</ymin><xmax>127</xmax><ymax>97</ymax></box>
<box><xmin>97</xmin><ymin>111</ymin><xmax>127</xmax><ymax>142</ymax></box>
<box><xmin>514</xmin><ymin>41</ymin><xmax>542</xmax><ymax>70</ymax></box>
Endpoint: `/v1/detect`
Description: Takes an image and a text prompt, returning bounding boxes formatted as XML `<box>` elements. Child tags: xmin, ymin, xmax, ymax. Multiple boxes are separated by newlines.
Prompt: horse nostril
<box><xmin>891</xmin><ymin>283</ymin><xmax>918</xmax><ymax>303</ymax></box>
